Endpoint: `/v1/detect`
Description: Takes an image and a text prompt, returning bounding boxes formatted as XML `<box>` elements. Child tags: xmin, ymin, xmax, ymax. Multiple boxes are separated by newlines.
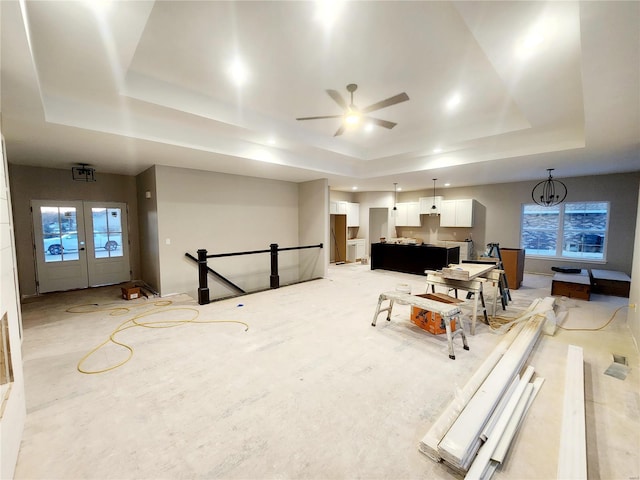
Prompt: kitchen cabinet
<box><xmin>330</xmin><ymin>201</ymin><xmax>359</xmax><ymax>226</ymax></box>
<box><xmin>439</xmin><ymin>240</ymin><xmax>474</xmax><ymax>261</ymax></box>
<box><xmin>330</xmin><ymin>201</ymin><xmax>348</xmax><ymax>215</ymax></box>
<box><xmin>419</xmin><ymin>195</ymin><xmax>444</xmax><ymax>215</ymax></box>
<box><xmin>347</xmin><ymin>239</ymin><xmax>366</xmax><ymax>262</ymax></box>
<box><xmin>370</xmin><ymin>243</ymin><xmax>460</xmax><ymax>275</ymax></box>
<box><xmin>440</xmin><ymin>199</ymin><xmax>476</xmax><ymax>227</ymax></box>
<box><xmin>395</xmin><ymin>202</ymin><xmax>421</xmax><ymax>227</ymax></box>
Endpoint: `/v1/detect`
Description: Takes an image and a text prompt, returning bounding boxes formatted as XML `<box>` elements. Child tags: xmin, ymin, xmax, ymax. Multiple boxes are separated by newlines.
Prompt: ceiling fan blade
<box><xmin>362</xmin><ymin>92</ymin><xmax>409</xmax><ymax>114</ymax></box>
<box><xmin>296</xmin><ymin>115</ymin><xmax>344</xmax><ymax>121</ymax></box>
<box><xmin>367</xmin><ymin>117</ymin><xmax>397</xmax><ymax>129</ymax></box>
<box><xmin>326</xmin><ymin>89</ymin><xmax>348</xmax><ymax>110</ymax></box>
<box><xmin>334</xmin><ymin>125</ymin><xmax>345</xmax><ymax>136</ymax></box>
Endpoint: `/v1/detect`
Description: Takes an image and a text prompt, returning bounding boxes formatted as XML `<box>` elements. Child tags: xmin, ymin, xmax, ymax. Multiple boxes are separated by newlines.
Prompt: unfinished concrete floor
<box><xmin>14</xmin><ymin>264</ymin><xmax>640</xmax><ymax>479</ymax></box>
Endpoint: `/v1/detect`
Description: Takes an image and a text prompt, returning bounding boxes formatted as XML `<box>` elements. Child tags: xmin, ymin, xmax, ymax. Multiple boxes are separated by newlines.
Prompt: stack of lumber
<box><xmin>418</xmin><ymin>297</ymin><xmax>555</xmax><ymax>477</ymax></box>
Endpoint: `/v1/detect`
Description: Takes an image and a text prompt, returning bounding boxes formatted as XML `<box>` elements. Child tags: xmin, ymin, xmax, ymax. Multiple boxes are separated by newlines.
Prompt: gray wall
<box><xmin>153</xmin><ymin>166</ymin><xmax>310</xmax><ymax>299</ymax></box>
<box><xmin>298</xmin><ymin>179</ymin><xmax>329</xmax><ymax>280</ymax></box>
<box><xmin>629</xmin><ymin>181</ymin><xmax>640</xmax><ymax>347</ymax></box>
<box><xmin>8</xmin><ymin>164</ymin><xmax>141</xmax><ymax>296</ymax></box>
<box><xmin>339</xmin><ymin>172</ymin><xmax>639</xmax><ymax>275</ymax></box>
<box><xmin>135</xmin><ymin>166</ymin><xmax>160</xmax><ymax>293</ymax></box>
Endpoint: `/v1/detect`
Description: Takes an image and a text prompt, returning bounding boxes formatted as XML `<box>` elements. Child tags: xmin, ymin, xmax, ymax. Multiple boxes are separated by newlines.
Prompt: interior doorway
<box><xmin>369</xmin><ymin>208</ymin><xmax>389</xmax><ymax>247</ymax></box>
<box><xmin>31</xmin><ymin>200</ymin><xmax>131</xmax><ymax>293</ymax></box>
<box><xmin>330</xmin><ymin>214</ymin><xmax>347</xmax><ymax>264</ymax></box>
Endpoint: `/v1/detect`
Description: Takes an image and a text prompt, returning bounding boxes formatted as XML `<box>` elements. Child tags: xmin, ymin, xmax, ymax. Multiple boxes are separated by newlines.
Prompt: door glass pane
<box><xmin>92</xmin><ymin>207</ymin><xmax>123</xmax><ymax>258</ymax></box>
<box><xmin>41</xmin><ymin>207</ymin><xmax>78</xmax><ymax>262</ymax></box>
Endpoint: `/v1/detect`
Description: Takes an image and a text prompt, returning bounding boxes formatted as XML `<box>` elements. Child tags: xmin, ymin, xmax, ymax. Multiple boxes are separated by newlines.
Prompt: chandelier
<box><xmin>531</xmin><ymin>169</ymin><xmax>567</xmax><ymax>207</ymax></box>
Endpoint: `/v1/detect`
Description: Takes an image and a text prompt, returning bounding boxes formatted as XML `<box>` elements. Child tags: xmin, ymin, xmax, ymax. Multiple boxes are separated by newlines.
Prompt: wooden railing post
<box><xmin>197</xmin><ymin>248</ymin><xmax>210</xmax><ymax>305</ymax></box>
<box><xmin>270</xmin><ymin>243</ymin><xmax>279</xmax><ymax>289</ymax></box>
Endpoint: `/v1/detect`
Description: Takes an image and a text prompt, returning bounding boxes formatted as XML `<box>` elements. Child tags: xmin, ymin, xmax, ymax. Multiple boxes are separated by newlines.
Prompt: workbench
<box><xmin>372</xmin><ymin>291</ymin><xmax>469</xmax><ymax>360</ymax></box>
<box><xmin>425</xmin><ymin>263</ymin><xmax>500</xmax><ymax>335</ymax></box>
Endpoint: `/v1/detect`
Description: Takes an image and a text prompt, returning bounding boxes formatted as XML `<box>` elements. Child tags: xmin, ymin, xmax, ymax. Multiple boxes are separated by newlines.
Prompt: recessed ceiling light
<box><xmin>397</xmin><ymin>187</ymin><xmax>402</xmax><ymax>191</ymax></box>
<box><xmin>352</xmin><ymin>186</ymin><xmax>358</xmax><ymax>190</ymax></box>
<box><xmin>433</xmin><ymin>147</ymin><xmax>443</xmax><ymax>154</ymax></box>
<box><xmin>446</xmin><ymin>93</ymin><xmax>462</xmax><ymax>111</ymax></box>
<box><xmin>85</xmin><ymin>0</ymin><xmax>112</xmax><ymax>15</ymax></box>
<box><xmin>267</xmin><ymin>137</ymin><xmax>276</xmax><ymax>145</ymax></box>
<box><xmin>444</xmin><ymin>183</ymin><xmax>451</xmax><ymax>187</ymax></box>
<box><xmin>227</xmin><ymin>58</ymin><xmax>248</xmax><ymax>86</ymax></box>
<box><xmin>515</xmin><ymin>18</ymin><xmax>556</xmax><ymax>59</ymax></box>
<box><xmin>314</xmin><ymin>0</ymin><xmax>344</xmax><ymax>28</ymax></box>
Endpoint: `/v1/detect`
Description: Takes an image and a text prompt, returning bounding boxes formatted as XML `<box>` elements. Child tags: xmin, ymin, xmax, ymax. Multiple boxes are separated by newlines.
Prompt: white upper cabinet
<box><xmin>395</xmin><ymin>202</ymin><xmax>421</xmax><ymax>226</ymax></box>
<box><xmin>330</xmin><ymin>201</ymin><xmax>359</xmax><ymax>227</ymax></box>
<box><xmin>440</xmin><ymin>199</ymin><xmax>476</xmax><ymax>227</ymax></box>
<box><xmin>419</xmin><ymin>195</ymin><xmax>443</xmax><ymax>215</ymax></box>
<box><xmin>347</xmin><ymin>202</ymin><xmax>360</xmax><ymax>227</ymax></box>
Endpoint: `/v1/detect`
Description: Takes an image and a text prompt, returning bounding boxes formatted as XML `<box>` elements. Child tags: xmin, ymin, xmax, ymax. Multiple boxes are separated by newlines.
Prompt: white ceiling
<box><xmin>1</xmin><ymin>1</ymin><xmax>638</xmax><ymax>192</ymax></box>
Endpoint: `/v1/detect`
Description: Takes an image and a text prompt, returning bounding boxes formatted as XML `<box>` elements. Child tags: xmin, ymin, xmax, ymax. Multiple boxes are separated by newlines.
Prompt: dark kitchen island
<box><xmin>370</xmin><ymin>243</ymin><xmax>460</xmax><ymax>275</ymax></box>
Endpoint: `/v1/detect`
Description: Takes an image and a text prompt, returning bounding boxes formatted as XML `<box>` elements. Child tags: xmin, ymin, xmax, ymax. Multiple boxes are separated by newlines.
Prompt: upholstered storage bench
<box><xmin>551</xmin><ymin>269</ymin><xmax>591</xmax><ymax>301</ymax></box>
<box><xmin>590</xmin><ymin>269</ymin><xmax>631</xmax><ymax>297</ymax></box>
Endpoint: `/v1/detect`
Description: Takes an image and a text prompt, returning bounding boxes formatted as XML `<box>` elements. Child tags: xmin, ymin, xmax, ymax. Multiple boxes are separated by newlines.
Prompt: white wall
<box><xmin>155</xmin><ymin>166</ymin><xmax>303</xmax><ymax>299</ymax></box>
<box><xmin>0</xmin><ymin>136</ymin><xmax>25</xmax><ymax>479</ymax></box>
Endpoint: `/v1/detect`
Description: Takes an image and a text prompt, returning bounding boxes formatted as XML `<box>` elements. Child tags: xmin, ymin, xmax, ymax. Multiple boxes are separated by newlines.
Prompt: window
<box><xmin>521</xmin><ymin>201</ymin><xmax>609</xmax><ymax>260</ymax></box>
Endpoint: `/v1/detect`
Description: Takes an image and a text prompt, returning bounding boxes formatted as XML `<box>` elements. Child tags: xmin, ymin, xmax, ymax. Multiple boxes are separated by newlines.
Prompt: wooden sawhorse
<box><xmin>371</xmin><ymin>291</ymin><xmax>469</xmax><ymax>360</ymax></box>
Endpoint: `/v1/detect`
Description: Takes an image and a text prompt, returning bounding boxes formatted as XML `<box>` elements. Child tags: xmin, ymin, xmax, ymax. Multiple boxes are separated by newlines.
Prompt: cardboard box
<box><xmin>410</xmin><ymin>293</ymin><xmax>462</xmax><ymax>335</ymax></box>
<box><xmin>121</xmin><ymin>286</ymin><xmax>141</xmax><ymax>300</ymax></box>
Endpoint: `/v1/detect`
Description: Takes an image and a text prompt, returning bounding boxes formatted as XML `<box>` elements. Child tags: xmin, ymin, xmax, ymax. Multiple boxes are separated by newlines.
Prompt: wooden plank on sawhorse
<box><xmin>371</xmin><ymin>291</ymin><xmax>469</xmax><ymax>360</ymax></box>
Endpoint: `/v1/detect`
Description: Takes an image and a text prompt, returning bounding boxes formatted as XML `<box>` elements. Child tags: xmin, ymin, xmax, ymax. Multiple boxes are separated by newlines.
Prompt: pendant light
<box><xmin>393</xmin><ymin>183</ymin><xmax>398</xmax><ymax>211</ymax></box>
<box><xmin>430</xmin><ymin>178</ymin><xmax>438</xmax><ymax>216</ymax></box>
<box><xmin>532</xmin><ymin>168</ymin><xmax>567</xmax><ymax>207</ymax></box>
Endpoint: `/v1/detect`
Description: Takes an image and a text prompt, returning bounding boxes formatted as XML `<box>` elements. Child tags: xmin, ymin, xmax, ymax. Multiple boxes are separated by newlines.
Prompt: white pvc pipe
<box><xmin>464</xmin><ymin>366</ymin><xmax>535</xmax><ymax>480</ymax></box>
<box><xmin>438</xmin><ymin>297</ymin><xmax>554</xmax><ymax>470</ymax></box>
<box><xmin>418</xmin><ymin>322</ymin><xmax>525</xmax><ymax>461</ymax></box>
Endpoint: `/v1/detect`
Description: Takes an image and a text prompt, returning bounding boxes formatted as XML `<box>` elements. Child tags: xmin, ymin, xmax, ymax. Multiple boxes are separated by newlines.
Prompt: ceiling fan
<box><xmin>296</xmin><ymin>84</ymin><xmax>409</xmax><ymax>136</ymax></box>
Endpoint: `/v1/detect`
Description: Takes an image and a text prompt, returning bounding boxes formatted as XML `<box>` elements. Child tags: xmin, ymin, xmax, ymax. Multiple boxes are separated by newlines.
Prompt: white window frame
<box><xmin>520</xmin><ymin>201</ymin><xmax>610</xmax><ymax>262</ymax></box>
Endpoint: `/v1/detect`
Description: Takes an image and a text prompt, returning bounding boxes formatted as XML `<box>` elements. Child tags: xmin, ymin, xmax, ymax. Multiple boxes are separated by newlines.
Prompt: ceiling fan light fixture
<box><xmin>345</xmin><ymin>110</ymin><xmax>361</xmax><ymax>125</ymax></box>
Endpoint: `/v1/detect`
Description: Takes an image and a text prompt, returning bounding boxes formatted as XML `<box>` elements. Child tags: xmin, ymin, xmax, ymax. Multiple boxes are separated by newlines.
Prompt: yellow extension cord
<box><xmin>488</xmin><ymin>304</ymin><xmax>630</xmax><ymax>332</ymax></box>
<box><xmin>70</xmin><ymin>300</ymin><xmax>249</xmax><ymax>375</ymax></box>
<box><xmin>556</xmin><ymin>304</ymin><xmax>629</xmax><ymax>332</ymax></box>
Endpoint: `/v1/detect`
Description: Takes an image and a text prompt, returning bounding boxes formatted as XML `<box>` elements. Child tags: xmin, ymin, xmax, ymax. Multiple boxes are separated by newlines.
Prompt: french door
<box><xmin>32</xmin><ymin>200</ymin><xmax>131</xmax><ymax>293</ymax></box>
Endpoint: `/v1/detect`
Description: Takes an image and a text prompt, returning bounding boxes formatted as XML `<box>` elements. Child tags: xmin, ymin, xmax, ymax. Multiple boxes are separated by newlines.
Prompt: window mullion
<box><xmin>557</xmin><ymin>204</ymin><xmax>565</xmax><ymax>256</ymax></box>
